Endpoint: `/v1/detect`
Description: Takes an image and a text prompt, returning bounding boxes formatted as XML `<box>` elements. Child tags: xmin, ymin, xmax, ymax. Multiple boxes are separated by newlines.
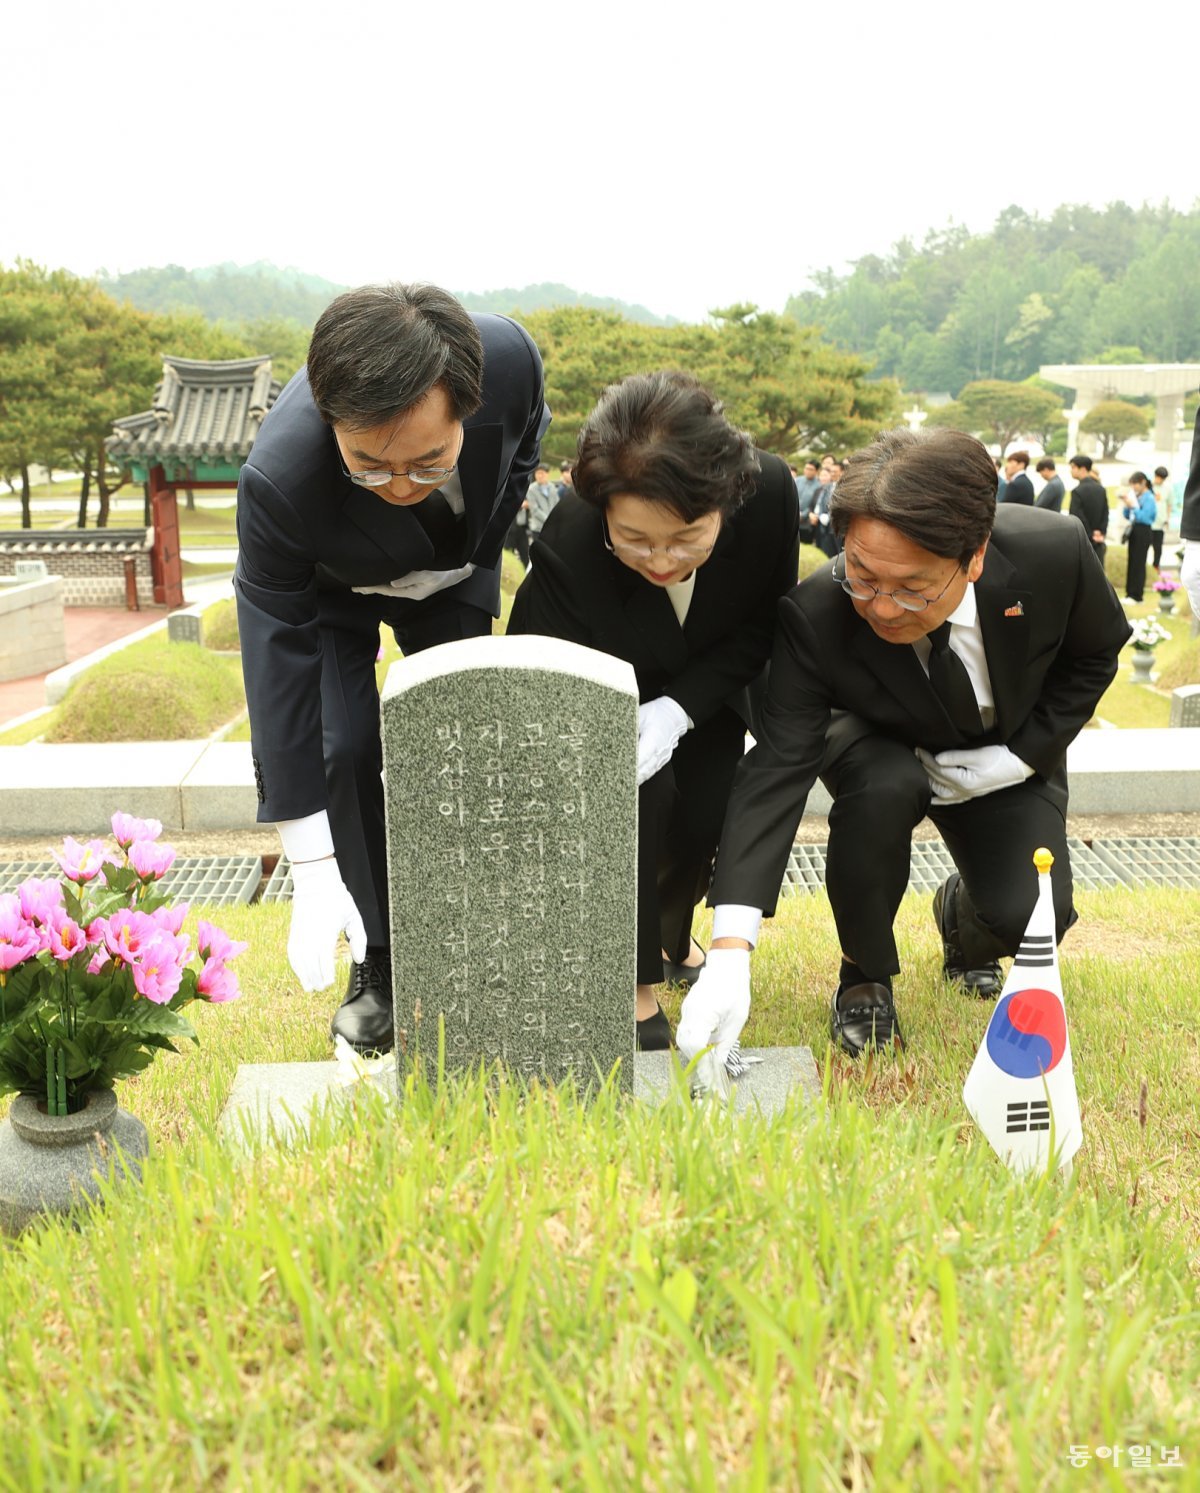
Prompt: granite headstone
<box><xmin>1169</xmin><ymin>685</ymin><xmax>1200</xmax><ymax>728</ymax></box>
<box><xmin>381</xmin><ymin>635</ymin><xmax>639</xmax><ymax>1091</ymax></box>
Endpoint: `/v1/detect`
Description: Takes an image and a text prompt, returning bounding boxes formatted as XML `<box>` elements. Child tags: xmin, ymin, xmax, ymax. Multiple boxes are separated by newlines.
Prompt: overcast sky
<box><xmin>6</xmin><ymin>0</ymin><xmax>1197</xmax><ymax>324</ymax></box>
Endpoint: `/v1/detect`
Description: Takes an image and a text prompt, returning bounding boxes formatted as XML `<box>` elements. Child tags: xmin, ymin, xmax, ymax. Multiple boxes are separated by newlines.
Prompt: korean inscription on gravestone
<box><xmin>382</xmin><ymin>636</ymin><xmax>638</xmax><ymax>1089</ymax></box>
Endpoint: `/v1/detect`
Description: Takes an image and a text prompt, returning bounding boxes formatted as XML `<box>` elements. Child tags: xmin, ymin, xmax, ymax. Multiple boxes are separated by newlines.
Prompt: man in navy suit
<box><xmin>1001</xmin><ymin>450</ymin><xmax>1035</xmax><ymax>505</ymax></box>
<box><xmin>674</xmin><ymin>427</ymin><xmax>1130</xmax><ymax>1065</ymax></box>
<box><xmin>235</xmin><ymin>283</ymin><xmax>549</xmax><ymax>1052</ymax></box>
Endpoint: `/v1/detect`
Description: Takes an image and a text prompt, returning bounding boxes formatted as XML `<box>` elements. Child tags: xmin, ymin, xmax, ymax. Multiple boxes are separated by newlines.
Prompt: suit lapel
<box><xmin>456</xmin><ymin>423</ymin><xmax>502</xmax><ymax>559</ymax></box>
<box><xmin>974</xmin><ymin>545</ymin><xmax>1032</xmax><ymax>737</ymax></box>
<box><xmin>848</xmin><ymin>621</ymin><xmax>950</xmax><ymax>738</ymax></box>
<box><xmin>620</xmin><ymin>570</ymin><xmax>689</xmax><ymax>677</ymax></box>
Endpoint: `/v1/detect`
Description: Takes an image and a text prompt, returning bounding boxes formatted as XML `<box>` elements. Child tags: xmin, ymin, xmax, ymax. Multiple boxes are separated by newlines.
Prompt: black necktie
<box><xmin>411</xmin><ymin>491</ymin><xmax>462</xmax><ymax>568</ymax></box>
<box><xmin>927</xmin><ymin>622</ymin><xmax>983</xmax><ymax>737</ymax></box>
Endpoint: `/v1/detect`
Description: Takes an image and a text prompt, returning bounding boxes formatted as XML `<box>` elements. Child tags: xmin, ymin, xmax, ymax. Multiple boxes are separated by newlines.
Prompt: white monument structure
<box><xmin>1040</xmin><ymin>363</ymin><xmax>1200</xmax><ymax>464</ymax></box>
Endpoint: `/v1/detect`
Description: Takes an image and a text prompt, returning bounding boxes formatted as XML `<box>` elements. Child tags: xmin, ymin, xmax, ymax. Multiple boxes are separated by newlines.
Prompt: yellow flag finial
<box><xmin>1034</xmin><ymin>846</ymin><xmax>1054</xmax><ymax>874</ymax></box>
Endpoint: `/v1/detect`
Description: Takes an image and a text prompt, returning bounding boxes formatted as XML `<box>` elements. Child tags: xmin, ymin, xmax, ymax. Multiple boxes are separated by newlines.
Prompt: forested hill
<box><xmin>785</xmin><ymin>201</ymin><xmax>1200</xmax><ymax>396</ymax></box>
<box><xmin>95</xmin><ymin>264</ymin><xmax>677</xmax><ymax>327</ymax></box>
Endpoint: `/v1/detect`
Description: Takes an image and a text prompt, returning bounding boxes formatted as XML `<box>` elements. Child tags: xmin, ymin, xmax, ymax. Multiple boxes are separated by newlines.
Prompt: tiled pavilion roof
<box><xmin>106</xmin><ymin>356</ymin><xmax>281</xmax><ymax>469</ymax></box>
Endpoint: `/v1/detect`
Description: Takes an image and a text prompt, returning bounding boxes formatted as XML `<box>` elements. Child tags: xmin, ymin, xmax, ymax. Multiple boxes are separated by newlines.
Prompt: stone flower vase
<box><xmin>1158</xmin><ymin>592</ymin><xmax>1176</xmax><ymax>615</ymax></box>
<box><xmin>0</xmin><ymin>1090</ymin><xmax>149</xmax><ymax>1236</ymax></box>
<box><xmin>1131</xmin><ymin>649</ymin><xmax>1156</xmax><ymax>684</ymax></box>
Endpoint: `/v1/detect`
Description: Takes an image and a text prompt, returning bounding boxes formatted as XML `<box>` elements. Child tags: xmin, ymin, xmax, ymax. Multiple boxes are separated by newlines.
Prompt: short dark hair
<box><xmin>1154</xmin><ymin>466</ymin><xmax>1169</xmax><ymax>480</ymax></box>
<box><xmin>1069</xmin><ymin>453</ymin><xmax>1093</xmax><ymax>471</ymax></box>
<box><xmin>1130</xmin><ymin>470</ymin><xmax>1150</xmax><ymax>487</ymax></box>
<box><xmin>831</xmin><ymin>427</ymin><xmax>996</xmax><ymax>567</ymax></box>
<box><xmin>1036</xmin><ymin>457</ymin><xmax>1056</xmax><ymax>473</ymax></box>
<box><xmin>804</xmin><ymin>459</ymin><xmax>818</xmax><ymax>471</ymax></box>
<box><xmin>573</xmin><ymin>370</ymin><xmax>760</xmax><ymax>522</ymax></box>
<box><xmin>307</xmin><ymin>283</ymin><xmax>484</xmax><ymax>429</ymax></box>
<box><xmin>1008</xmin><ymin>449</ymin><xmax>1030</xmax><ymax>469</ymax></box>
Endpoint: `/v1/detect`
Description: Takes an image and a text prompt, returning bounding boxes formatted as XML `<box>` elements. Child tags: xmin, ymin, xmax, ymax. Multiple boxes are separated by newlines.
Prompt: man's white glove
<box><xmin>915</xmin><ymin>743</ymin><xmax>1034</xmax><ymax>805</ymax></box>
<box><xmin>352</xmin><ymin>564</ymin><xmax>475</xmax><ymax>601</ymax></box>
<box><xmin>636</xmin><ymin>696</ymin><xmax>689</xmax><ymax>785</ymax></box>
<box><xmin>676</xmin><ymin>948</ymin><xmax>751</xmax><ymax>1067</ymax></box>
<box><xmin>288</xmin><ymin>858</ymin><xmax>368</xmax><ymax>991</ymax></box>
<box><xmin>1181</xmin><ymin>540</ymin><xmax>1200</xmax><ymax>624</ymax></box>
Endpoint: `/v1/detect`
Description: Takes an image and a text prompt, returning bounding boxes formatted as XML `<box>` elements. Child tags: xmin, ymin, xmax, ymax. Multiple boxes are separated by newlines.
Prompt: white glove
<box><xmin>351</xmin><ymin>564</ymin><xmax>475</xmax><ymax>600</ymax></box>
<box><xmin>915</xmin><ymin>744</ymin><xmax>1034</xmax><ymax>805</ymax></box>
<box><xmin>288</xmin><ymin>857</ymin><xmax>368</xmax><ymax>991</ymax></box>
<box><xmin>1181</xmin><ymin>540</ymin><xmax>1200</xmax><ymax>624</ymax></box>
<box><xmin>676</xmin><ymin>948</ymin><xmax>751</xmax><ymax>1068</ymax></box>
<box><xmin>636</xmin><ymin>696</ymin><xmax>689</xmax><ymax>785</ymax></box>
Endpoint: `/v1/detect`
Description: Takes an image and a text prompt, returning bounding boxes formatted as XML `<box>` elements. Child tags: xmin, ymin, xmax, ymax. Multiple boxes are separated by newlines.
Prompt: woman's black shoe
<box><xmin>662</xmin><ymin>942</ymin><xmax>706</xmax><ymax>987</ymax></box>
<box><xmin>636</xmin><ymin>1002</ymin><xmax>673</xmax><ymax>1051</ymax></box>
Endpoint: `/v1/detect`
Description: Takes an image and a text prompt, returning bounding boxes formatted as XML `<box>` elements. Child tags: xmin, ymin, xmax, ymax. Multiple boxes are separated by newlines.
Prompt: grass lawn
<box><xmin>0</xmin><ymin>888</ymin><xmax>1196</xmax><ymax>1487</ymax></box>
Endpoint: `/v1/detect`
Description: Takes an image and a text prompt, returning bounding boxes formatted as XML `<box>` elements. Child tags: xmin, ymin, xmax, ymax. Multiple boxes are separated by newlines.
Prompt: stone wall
<box><xmin>0</xmin><ymin>532</ymin><xmax>154</xmax><ymax>607</ymax></box>
<box><xmin>0</xmin><ymin>575</ymin><xmax>68</xmax><ymax>683</ymax></box>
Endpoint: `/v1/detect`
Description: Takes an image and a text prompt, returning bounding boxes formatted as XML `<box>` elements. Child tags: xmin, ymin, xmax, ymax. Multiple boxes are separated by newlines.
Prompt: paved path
<box><xmin>0</xmin><ymin>606</ymin><xmax>166</xmax><ymax>727</ymax></box>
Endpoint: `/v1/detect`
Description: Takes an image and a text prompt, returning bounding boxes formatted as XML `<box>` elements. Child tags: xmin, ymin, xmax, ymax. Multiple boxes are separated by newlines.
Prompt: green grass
<box><xmin>42</xmin><ymin>635</ymin><xmax>245</xmax><ymax>744</ymax></box>
<box><xmin>0</xmin><ymin>889</ymin><xmax>1197</xmax><ymax>1488</ymax></box>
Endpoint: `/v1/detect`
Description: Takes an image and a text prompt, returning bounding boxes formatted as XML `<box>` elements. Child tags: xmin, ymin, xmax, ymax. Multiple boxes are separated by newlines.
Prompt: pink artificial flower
<box><xmin>52</xmin><ymin>837</ymin><xmax>108</xmax><ymax>883</ymax></box>
<box><xmin>128</xmin><ymin>839</ymin><xmax>176</xmax><ymax>880</ymax></box>
<box><xmin>0</xmin><ymin>894</ymin><xmax>41</xmax><ymax>972</ymax></box>
<box><xmin>151</xmin><ymin>903</ymin><xmax>189</xmax><ymax>935</ymax></box>
<box><xmin>44</xmin><ymin>908</ymin><xmax>87</xmax><ymax>962</ymax></box>
<box><xmin>87</xmin><ymin>948</ymin><xmax>110</xmax><ymax>975</ymax></box>
<box><xmin>98</xmin><ymin>908</ymin><xmax>159</xmax><ymax>966</ymax></box>
<box><xmin>18</xmin><ymin>877</ymin><xmax>63</xmax><ymax>924</ymax></box>
<box><xmin>196</xmin><ymin>920</ymin><xmax>248</xmax><ymax>963</ymax></box>
<box><xmin>130</xmin><ymin>933</ymin><xmax>184</xmax><ymax>1004</ymax></box>
<box><xmin>111</xmin><ymin>811</ymin><xmax>163</xmax><ymax>849</ymax></box>
<box><xmin>197</xmin><ymin>957</ymin><xmax>241</xmax><ymax>1003</ymax></box>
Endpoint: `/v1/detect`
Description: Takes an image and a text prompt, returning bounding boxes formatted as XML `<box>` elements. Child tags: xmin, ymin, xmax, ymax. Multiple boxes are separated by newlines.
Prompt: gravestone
<box><xmin>1169</xmin><ymin>685</ymin><xmax>1200</xmax><ymax>728</ymax></box>
<box><xmin>381</xmin><ymin>635</ymin><xmax>638</xmax><ymax>1091</ymax></box>
<box><xmin>167</xmin><ymin>605</ymin><xmax>204</xmax><ymax>646</ymax></box>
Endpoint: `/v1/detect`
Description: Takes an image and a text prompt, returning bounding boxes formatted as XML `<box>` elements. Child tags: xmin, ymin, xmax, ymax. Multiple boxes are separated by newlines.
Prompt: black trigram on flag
<box><xmin>1014</xmin><ymin>933</ymin><xmax>1055</xmax><ymax>969</ymax></box>
<box><xmin>1007</xmin><ymin>1099</ymin><xmax>1051</xmax><ymax>1133</ymax></box>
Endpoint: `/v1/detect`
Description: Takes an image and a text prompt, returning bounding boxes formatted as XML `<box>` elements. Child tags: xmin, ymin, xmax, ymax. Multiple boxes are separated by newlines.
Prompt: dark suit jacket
<box><xmin>1069</xmin><ymin>475</ymin><xmax>1109</xmax><ymax>544</ymax></box>
<box><xmin>1182</xmin><ymin>409</ymin><xmax>1200</xmax><ymax>542</ymax></box>
<box><xmin>709</xmin><ymin>506</ymin><xmax>1131</xmax><ymax>915</ymax></box>
<box><xmin>1035</xmin><ymin>474</ymin><xmax>1065</xmax><ymax>512</ymax></box>
<box><xmin>506</xmin><ymin>452</ymin><xmax>800</xmax><ymax>727</ymax></box>
<box><xmin>1003</xmin><ymin>471</ymin><xmax>1035</xmax><ymax>506</ymax></box>
<box><xmin>235</xmin><ymin>314</ymin><xmax>549</xmax><ymax>820</ymax></box>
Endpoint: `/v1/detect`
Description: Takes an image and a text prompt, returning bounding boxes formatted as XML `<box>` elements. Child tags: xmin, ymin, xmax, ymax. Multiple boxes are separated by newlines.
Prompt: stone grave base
<box><xmin>220</xmin><ymin>1048</ymin><xmax>820</xmax><ymax>1145</ymax></box>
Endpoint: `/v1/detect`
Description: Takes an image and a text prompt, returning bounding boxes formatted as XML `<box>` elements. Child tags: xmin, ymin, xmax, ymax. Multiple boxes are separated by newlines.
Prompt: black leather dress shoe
<box><xmin>636</xmin><ymin>1001</ymin><xmax>673</xmax><ymax>1051</ymax></box>
<box><xmin>933</xmin><ymin>873</ymin><xmax>1003</xmax><ymax>999</ymax></box>
<box><xmin>662</xmin><ymin>945</ymin><xmax>706</xmax><ymax>987</ymax></box>
<box><xmin>330</xmin><ymin>948</ymin><xmax>394</xmax><ymax>1054</ymax></box>
<box><xmin>830</xmin><ymin>982</ymin><xmax>904</xmax><ymax>1058</ymax></box>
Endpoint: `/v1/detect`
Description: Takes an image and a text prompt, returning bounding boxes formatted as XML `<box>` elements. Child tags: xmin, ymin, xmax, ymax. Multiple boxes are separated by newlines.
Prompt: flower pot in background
<box><xmin>1158</xmin><ymin>594</ymin><xmax>1176</xmax><ymax>615</ymax></box>
<box><xmin>1130</xmin><ymin>650</ymin><xmax>1156</xmax><ymax>684</ymax></box>
<box><xmin>0</xmin><ymin>1089</ymin><xmax>148</xmax><ymax>1236</ymax></box>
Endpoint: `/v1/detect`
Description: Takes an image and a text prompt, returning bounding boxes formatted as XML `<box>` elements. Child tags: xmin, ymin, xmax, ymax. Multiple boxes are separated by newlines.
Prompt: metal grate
<box><xmin>0</xmin><ymin>856</ymin><xmax>261</xmax><ymax>906</ymax></box>
<box><xmin>779</xmin><ymin>844</ymin><xmax>827</xmax><ymax>898</ymax></box>
<box><xmin>260</xmin><ymin>856</ymin><xmax>294</xmax><ymax>903</ymax></box>
<box><xmin>905</xmin><ymin>840</ymin><xmax>959</xmax><ymax>893</ymax></box>
<box><xmin>1088</xmin><ymin>837</ymin><xmax>1200</xmax><ymax>889</ymax></box>
<box><xmin>1065</xmin><ymin>837</ymin><xmax>1127</xmax><ymax>891</ymax></box>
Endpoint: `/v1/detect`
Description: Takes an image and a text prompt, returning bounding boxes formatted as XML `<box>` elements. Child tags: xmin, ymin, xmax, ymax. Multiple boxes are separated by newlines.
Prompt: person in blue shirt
<box><xmin>1121</xmin><ymin>471</ymin><xmax>1157</xmax><ymax>604</ymax></box>
<box><xmin>795</xmin><ymin>459</ymin><xmax>821</xmax><ymax>543</ymax></box>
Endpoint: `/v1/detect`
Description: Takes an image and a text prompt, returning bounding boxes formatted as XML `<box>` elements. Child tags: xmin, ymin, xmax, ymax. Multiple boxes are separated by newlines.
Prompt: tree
<box><xmin>925</xmin><ymin>379</ymin><xmax>1062</xmax><ymax>452</ymax></box>
<box><xmin>1079</xmin><ymin>399</ymin><xmax>1151</xmax><ymax>458</ymax></box>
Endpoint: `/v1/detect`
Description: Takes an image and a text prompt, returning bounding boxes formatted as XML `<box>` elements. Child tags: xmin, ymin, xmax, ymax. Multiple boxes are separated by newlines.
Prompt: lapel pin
<box><xmin>1003</xmin><ymin>602</ymin><xmax>1024</xmax><ymax>617</ymax></box>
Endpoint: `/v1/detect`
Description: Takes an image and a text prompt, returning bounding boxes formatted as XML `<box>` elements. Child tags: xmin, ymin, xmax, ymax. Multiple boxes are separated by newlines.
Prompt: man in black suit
<box><xmin>235</xmin><ymin>284</ymin><xmax>549</xmax><ymax>1052</ymax></box>
<box><xmin>1068</xmin><ymin>454</ymin><xmax>1110</xmax><ymax>565</ymax></box>
<box><xmin>674</xmin><ymin>427</ymin><xmax>1130</xmax><ymax>1064</ymax></box>
<box><xmin>1034</xmin><ymin>457</ymin><xmax>1065</xmax><ymax>512</ymax></box>
<box><xmin>1001</xmin><ymin>450</ymin><xmax>1035</xmax><ymax>505</ymax></box>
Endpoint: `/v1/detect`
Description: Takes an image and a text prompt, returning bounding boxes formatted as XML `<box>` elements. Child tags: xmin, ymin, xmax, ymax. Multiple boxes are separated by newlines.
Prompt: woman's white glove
<box><xmin>915</xmin><ymin>743</ymin><xmax>1034</xmax><ymax>805</ymax></box>
<box><xmin>1181</xmin><ymin>540</ymin><xmax>1200</xmax><ymax>623</ymax></box>
<box><xmin>288</xmin><ymin>857</ymin><xmax>368</xmax><ymax>991</ymax></box>
<box><xmin>636</xmin><ymin>696</ymin><xmax>689</xmax><ymax>785</ymax></box>
<box><xmin>676</xmin><ymin>948</ymin><xmax>751</xmax><ymax>1067</ymax></box>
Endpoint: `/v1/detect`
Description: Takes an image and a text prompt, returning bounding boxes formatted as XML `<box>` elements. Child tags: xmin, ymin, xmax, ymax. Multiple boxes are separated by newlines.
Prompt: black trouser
<box><xmin>506</xmin><ymin>520</ymin><xmax>529</xmax><ymax>567</ymax></box>
<box><xmin>317</xmin><ymin>591</ymin><xmax>493</xmax><ymax>948</ymax></box>
<box><xmin>820</xmin><ymin>734</ymin><xmax>1076</xmax><ymax>980</ymax></box>
<box><xmin>636</xmin><ymin>707</ymin><xmax>746</xmax><ymax>985</ymax></box>
<box><xmin>1126</xmin><ymin>524</ymin><xmax>1152</xmax><ymax>601</ymax></box>
<box><xmin>1150</xmin><ymin>528</ymin><xmax>1165</xmax><ymax>570</ymax></box>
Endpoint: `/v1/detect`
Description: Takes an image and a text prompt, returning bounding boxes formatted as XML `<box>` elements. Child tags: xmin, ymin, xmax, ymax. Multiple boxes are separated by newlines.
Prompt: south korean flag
<box><xmin>962</xmin><ymin>848</ymin><xmax>1083</xmax><ymax>1175</ymax></box>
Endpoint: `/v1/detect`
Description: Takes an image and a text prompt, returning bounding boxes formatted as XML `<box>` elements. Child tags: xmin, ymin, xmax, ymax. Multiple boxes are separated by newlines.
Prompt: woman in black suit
<box><xmin>507</xmin><ymin>371</ymin><xmax>800</xmax><ymax>1048</ymax></box>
